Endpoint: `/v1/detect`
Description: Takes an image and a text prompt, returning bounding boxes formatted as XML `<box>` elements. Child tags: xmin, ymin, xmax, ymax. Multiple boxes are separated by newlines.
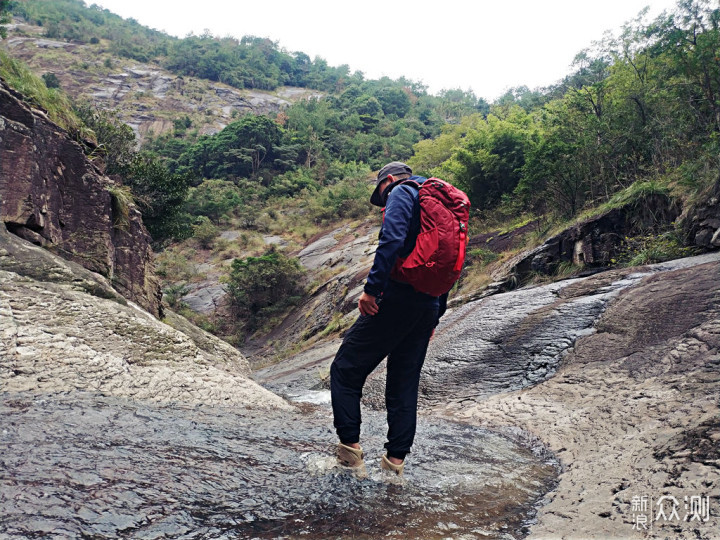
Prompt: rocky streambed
<box><xmin>0</xmin><ymin>392</ymin><xmax>557</xmax><ymax>539</ymax></box>
<box><xmin>256</xmin><ymin>252</ymin><xmax>720</xmax><ymax>539</ymax></box>
<box><xmin>1</xmin><ymin>211</ymin><xmax>719</xmax><ymax>538</ymax></box>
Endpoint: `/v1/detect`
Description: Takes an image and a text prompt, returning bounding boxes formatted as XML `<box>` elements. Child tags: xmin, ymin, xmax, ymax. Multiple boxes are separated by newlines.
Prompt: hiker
<box><xmin>330</xmin><ymin>161</ymin><xmax>469</xmax><ymax>476</ymax></box>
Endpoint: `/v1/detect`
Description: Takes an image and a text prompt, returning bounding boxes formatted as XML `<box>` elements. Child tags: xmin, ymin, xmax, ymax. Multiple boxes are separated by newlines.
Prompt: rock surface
<box><xmin>682</xmin><ymin>177</ymin><xmax>720</xmax><ymax>250</ymax></box>
<box><xmin>504</xmin><ymin>194</ymin><xmax>680</xmax><ymax>285</ymax></box>
<box><xmin>0</xmin><ymin>224</ymin><xmax>288</xmax><ymax>410</ymax></box>
<box><xmin>0</xmin><ymin>79</ymin><xmax>161</xmax><ymax>316</ymax></box>
<box><xmin>435</xmin><ymin>256</ymin><xmax>720</xmax><ymax>539</ymax></box>
<box><xmin>256</xmin><ymin>252</ymin><xmax>720</xmax><ymax>538</ymax></box>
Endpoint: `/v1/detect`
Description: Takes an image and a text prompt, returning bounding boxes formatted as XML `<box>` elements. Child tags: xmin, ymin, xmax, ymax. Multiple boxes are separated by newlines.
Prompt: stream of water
<box><xmin>1</xmin><ymin>391</ymin><xmax>557</xmax><ymax>539</ymax></box>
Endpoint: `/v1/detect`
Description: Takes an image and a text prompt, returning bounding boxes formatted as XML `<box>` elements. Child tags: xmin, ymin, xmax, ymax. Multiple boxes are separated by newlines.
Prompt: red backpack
<box><xmin>390</xmin><ymin>178</ymin><xmax>470</xmax><ymax>296</ymax></box>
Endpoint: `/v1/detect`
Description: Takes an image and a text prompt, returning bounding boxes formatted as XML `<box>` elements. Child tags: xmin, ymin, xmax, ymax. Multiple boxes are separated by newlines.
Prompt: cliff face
<box><xmin>0</xmin><ymin>79</ymin><xmax>161</xmax><ymax>316</ymax></box>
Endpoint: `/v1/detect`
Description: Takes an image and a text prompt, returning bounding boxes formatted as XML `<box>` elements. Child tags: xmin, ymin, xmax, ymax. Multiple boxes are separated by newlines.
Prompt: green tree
<box><xmin>374</xmin><ymin>86</ymin><xmax>412</xmax><ymax>117</ymax></box>
<box><xmin>178</xmin><ymin>114</ymin><xmax>285</xmax><ymax>181</ymax></box>
<box><xmin>1</xmin><ymin>0</ymin><xmax>12</xmax><ymax>40</ymax></box>
<box><xmin>226</xmin><ymin>249</ymin><xmax>304</xmax><ymax>332</ymax></box>
<box><xmin>121</xmin><ymin>152</ymin><xmax>193</xmax><ymax>245</ymax></box>
<box><xmin>353</xmin><ymin>94</ymin><xmax>384</xmax><ymax>130</ymax></box>
<box><xmin>442</xmin><ymin>107</ymin><xmax>533</xmax><ymax>210</ymax></box>
<box><xmin>409</xmin><ymin>114</ymin><xmax>486</xmax><ymax>175</ymax></box>
<box><xmin>436</xmin><ymin>88</ymin><xmax>489</xmax><ymax>123</ymax></box>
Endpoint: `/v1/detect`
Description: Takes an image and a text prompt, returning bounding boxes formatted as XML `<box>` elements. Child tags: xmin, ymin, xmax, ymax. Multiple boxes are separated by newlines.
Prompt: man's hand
<box><xmin>358</xmin><ymin>292</ymin><xmax>379</xmax><ymax>316</ymax></box>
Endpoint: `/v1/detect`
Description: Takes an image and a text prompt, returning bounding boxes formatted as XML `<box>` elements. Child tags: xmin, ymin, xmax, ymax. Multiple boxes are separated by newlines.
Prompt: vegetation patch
<box><xmin>225</xmin><ymin>248</ymin><xmax>305</xmax><ymax>336</ymax></box>
<box><xmin>0</xmin><ymin>49</ymin><xmax>84</xmax><ymax>134</ymax></box>
<box><xmin>618</xmin><ymin>232</ymin><xmax>700</xmax><ymax>267</ymax></box>
<box><xmin>107</xmin><ymin>184</ymin><xmax>133</xmax><ymax>231</ymax></box>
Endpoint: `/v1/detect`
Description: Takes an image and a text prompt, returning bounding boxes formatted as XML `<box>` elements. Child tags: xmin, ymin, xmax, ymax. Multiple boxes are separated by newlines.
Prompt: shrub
<box><xmin>323</xmin><ymin>160</ymin><xmax>371</xmax><ymax>185</ymax></box>
<box><xmin>154</xmin><ymin>247</ymin><xmax>196</xmax><ymax>281</ymax></box>
<box><xmin>267</xmin><ymin>168</ymin><xmax>319</xmax><ymax>197</ymax></box>
<box><xmin>622</xmin><ymin>232</ymin><xmax>698</xmax><ymax>267</ymax></box>
<box><xmin>41</xmin><ymin>72</ymin><xmax>60</xmax><ymax>88</ymax></box>
<box><xmin>163</xmin><ymin>283</ymin><xmax>189</xmax><ymax>308</ymax></box>
<box><xmin>107</xmin><ymin>184</ymin><xmax>133</xmax><ymax>231</ymax></box>
<box><xmin>467</xmin><ymin>247</ymin><xmax>499</xmax><ymax>267</ymax></box>
<box><xmin>307</xmin><ymin>179</ymin><xmax>372</xmax><ymax>224</ymax></box>
<box><xmin>192</xmin><ymin>216</ymin><xmax>219</xmax><ymax>249</ymax></box>
<box><xmin>185</xmin><ymin>179</ymin><xmax>246</xmax><ymax>221</ymax></box>
<box><xmin>226</xmin><ymin>248</ymin><xmax>304</xmax><ymax>333</ymax></box>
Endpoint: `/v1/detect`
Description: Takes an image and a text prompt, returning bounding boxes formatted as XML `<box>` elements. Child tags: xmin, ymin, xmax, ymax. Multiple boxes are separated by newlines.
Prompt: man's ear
<box><xmin>386</xmin><ymin>174</ymin><xmax>395</xmax><ymax>183</ymax></box>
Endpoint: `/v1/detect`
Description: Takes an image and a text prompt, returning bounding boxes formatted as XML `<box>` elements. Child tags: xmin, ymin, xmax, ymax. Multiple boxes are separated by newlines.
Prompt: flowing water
<box><xmin>1</xmin><ymin>392</ymin><xmax>557</xmax><ymax>539</ymax></box>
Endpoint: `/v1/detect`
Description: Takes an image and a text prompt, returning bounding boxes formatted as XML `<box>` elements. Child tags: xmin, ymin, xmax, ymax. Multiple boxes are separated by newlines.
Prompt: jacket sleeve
<box><xmin>364</xmin><ymin>185</ymin><xmax>416</xmax><ymax>297</ymax></box>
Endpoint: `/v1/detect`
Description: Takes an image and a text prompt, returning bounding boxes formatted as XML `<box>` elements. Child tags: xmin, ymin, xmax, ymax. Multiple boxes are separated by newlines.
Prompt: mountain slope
<box><xmin>2</xmin><ymin>19</ymin><xmax>323</xmax><ymax>144</ymax></box>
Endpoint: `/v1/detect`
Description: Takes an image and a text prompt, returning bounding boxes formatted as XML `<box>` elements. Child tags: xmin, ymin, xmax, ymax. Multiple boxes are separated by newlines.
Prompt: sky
<box><xmin>88</xmin><ymin>0</ymin><xmax>681</xmax><ymax>101</ymax></box>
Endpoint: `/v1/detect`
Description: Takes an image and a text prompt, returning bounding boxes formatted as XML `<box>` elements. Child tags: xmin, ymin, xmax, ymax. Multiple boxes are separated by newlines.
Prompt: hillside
<box><xmin>2</xmin><ymin>18</ymin><xmax>324</xmax><ymax>145</ymax></box>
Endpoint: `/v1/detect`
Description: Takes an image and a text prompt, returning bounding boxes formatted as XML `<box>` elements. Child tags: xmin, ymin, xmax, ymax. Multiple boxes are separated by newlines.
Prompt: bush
<box><xmin>192</xmin><ymin>216</ymin><xmax>219</xmax><ymax>249</ymax></box>
<box><xmin>185</xmin><ymin>179</ymin><xmax>245</xmax><ymax>221</ymax></box>
<box><xmin>163</xmin><ymin>283</ymin><xmax>189</xmax><ymax>308</ymax></box>
<box><xmin>154</xmin><ymin>247</ymin><xmax>196</xmax><ymax>281</ymax></box>
<box><xmin>323</xmin><ymin>160</ymin><xmax>371</xmax><ymax>185</ymax></box>
<box><xmin>267</xmin><ymin>168</ymin><xmax>319</xmax><ymax>197</ymax></box>
<box><xmin>621</xmin><ymin>232</ymin><xmax>698</xmax><ymax>267</ymax></box>
<box><xmin>306</xmin><ymin>179</ymin><xmax>372</xmax><ymax>224</ymax></box>
<box><xmin>41</xmin><ymin>72</ymin><xmax>60</xmax><ymax>88</ymax></box>
<box><xmin>467</xmin><ymin>247</ymin><xmax>500</xmax><ymax>267</ymax></box>
<box><xmin>226</xmin><ymin>248</ymin><xmax>304</xmax><ymax>333</ymax></box>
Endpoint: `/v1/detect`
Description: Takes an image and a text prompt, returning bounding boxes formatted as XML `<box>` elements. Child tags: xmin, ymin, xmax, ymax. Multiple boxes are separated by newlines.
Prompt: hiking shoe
<box><xmin>380</xmin><ymin>454</ymin><xmax>404</xmax><ymax>476</ymax></box>
<box><xmin>337</xmin><ymin>443</ymin><xmax>364</xmax><ymax>468</ymax></box>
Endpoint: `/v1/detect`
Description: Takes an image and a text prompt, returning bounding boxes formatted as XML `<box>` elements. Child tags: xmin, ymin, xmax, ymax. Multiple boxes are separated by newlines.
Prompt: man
<box><xmin>330</xmin><ymin>161</ymin><xmax>447</xmax><ymax>476</ymax></box>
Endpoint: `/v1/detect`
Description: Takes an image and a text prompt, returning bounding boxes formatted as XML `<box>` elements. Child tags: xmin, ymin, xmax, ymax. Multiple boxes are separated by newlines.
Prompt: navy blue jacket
<box><xmin>364</xmin><ymin>176</ymin><xmax>424</xmax><ymax>297</ymax></box>
<box><xmin>364</xmin><ymin>176</ymin><xmax>448</xmax><ymax>319</ymax></box>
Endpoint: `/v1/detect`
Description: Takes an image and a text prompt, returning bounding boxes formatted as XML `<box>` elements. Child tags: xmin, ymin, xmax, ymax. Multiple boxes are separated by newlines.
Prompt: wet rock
<box><xmin>437</xmin><ymin>254</ymin><xmax>720</xmax><ymax>539</ymax></box>
<box><xmin>360</xmin><ymin>267</ymin><xmax>657</xmax><ymax>411</ymax></box>
<box><xmin>0</xmin><ymin>393</ymin><xmax>557</xmax><ymax>539</ymax></box>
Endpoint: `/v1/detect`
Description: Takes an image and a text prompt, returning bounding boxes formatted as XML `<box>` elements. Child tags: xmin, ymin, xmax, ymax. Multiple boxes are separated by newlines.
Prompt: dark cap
<box><xmin>370</xmin><ymin>161</ymin><xmax>412</xmax><ymax>207</ymax></box>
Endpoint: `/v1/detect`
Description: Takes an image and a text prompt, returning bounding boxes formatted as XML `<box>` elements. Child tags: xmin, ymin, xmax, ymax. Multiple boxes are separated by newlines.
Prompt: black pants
<box><xmin>330</xmin><ymin>295</ymin><xmax>438</xmax><ymax>460</ymax></box>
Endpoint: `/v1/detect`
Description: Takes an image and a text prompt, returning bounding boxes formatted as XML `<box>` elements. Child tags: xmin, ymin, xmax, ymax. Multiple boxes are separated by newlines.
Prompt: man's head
<box><xmin>370</xmin><ymin>161</ymin><xmax>412</xmax><ymax>207</ymax></box>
